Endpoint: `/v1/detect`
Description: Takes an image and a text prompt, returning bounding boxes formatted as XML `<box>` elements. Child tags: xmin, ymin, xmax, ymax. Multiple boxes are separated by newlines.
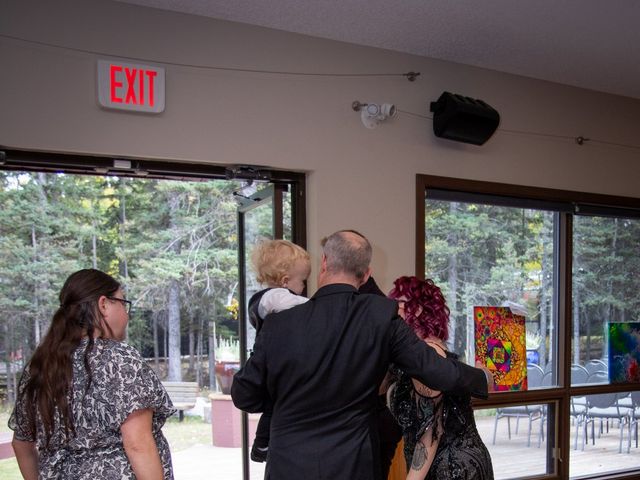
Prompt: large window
<box><xmin>417</xmin><ymin>175</ymin><xmax>640</xmax><ymax>480</ymax></box>
<box><xmin>572</xmin><ymin>215</ymin><xmax>640</xmax><ymax>376</ymax></box>
<box><xmin>424</xmin><ymin>197</ymin><xmax>557</xmax><ymax>372</ymax></box>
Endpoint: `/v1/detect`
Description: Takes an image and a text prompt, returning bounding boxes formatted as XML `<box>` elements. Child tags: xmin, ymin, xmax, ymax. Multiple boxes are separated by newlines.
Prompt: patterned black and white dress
<box><xmin>389</xmin><ymin>359</ymin><xmax>494</xmax><ymax>480</ymax></box>
<box><xmin>9</xmin><ymin>338</ymin><xmax>175</xmax><ymax>479</ymax></box>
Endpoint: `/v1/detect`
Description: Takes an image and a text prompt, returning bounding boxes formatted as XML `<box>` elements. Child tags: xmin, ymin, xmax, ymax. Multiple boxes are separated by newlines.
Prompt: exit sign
<box><xmin>97</xmin><ymin>60</ymin><xmax>165</xmax><ymax>113</ymax></box>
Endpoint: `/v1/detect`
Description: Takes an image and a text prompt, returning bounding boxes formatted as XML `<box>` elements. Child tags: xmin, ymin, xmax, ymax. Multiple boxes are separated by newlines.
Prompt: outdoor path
<box><xmin>172</xmin><ymin>444</ymin><xmax>265</xmax><ymax>480</ymax></box>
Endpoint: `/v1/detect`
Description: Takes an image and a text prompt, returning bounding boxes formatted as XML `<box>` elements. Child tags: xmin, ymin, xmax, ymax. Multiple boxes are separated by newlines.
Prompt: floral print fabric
<box><xmin>9</xmin><ymin>338</ymin><xmax>175</xmax><ymax>479</ymax></box>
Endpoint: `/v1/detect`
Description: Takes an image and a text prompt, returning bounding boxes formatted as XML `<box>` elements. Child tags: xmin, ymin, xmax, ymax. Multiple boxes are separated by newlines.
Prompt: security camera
<box><xmin>365</xmin><ymin>104</ymin><xmax>380</xmax><ymax>116</ymax></box>
<box><xmin>380</xmin><ymin>103</ymin><xmax>397</xmax><ymax>118</ymax></box>
<box><xmin>364</xmin><ymin>103</ymin><xmax>397</xmax><ymax>119</ymax></box>
<box><xmin>359</xmin><ymin>102</ymin><xmax>397</xmax><ymax>129</ymax></box>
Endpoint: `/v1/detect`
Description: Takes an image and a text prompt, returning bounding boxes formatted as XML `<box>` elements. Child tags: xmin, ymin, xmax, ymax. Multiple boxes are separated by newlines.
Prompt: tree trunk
<box><xmin>119</xmin><ymin>179</ymin><xmax>129</xmax><ymax>279</ymax></box>
<box><xmin>115</xmin><ymin>185</ymin><xmax>129</xmax><ymax>343</ymax></box>
<box><xmin>539</xmin><ymin>280</ymin><xmax>549</xmax><ymax>367</ymax></box>
<box><xmin>459</xmin><ymin>268</ymin><xmax>469</xmax><ymax>357</ymax></box>
<box><xmin>31</xmin><ymin>225</ymin><xmax>41</xmax><ymax>344</ymax></box>
<box><xmin>167</xmin><ymin>190</ymin><xmax>183</xmax><ymax>381</ymax></box>
<box><xmin>167</xmin><ymin>279</ymin><xmax>182</xmax><ymax>381</ymax></box>
<box><xmin>447</xmin><ymin>202</ymin><xmax>458</xmax><ymax>352</ymax></box>
<box><xmin>188</xmin><ymin>319</ymin><xmax>195</xmax><ymax>374</ymax></box>
<box><xmin>32</xmin><ymin>173</ymin><xmax>51</xmax><ymax>344</ymax></box>
<box><xmin>573</xmin><ymin>287</ymin><xmax>581</xmax><ymax>365</ymax></box>
<box><xmin>4</xmin><ymin>322</ymin><xmax>14</xmax><ymax>404</ymax></box>
<box><xmin>196</xmin><ymin>319</ymin><xmax>203</xmax><ymax>387</ymax></box>
<box><xmin>91</xmin><ymin>221</ymin><xmax>98</xmax><ymax>269</ymax></box>
<box><xmin>603</xmin><ymin>219</ymin><xmax>619</xmax><ymax>360</ymax></box>
<box><xmin>585</xmin><ymin>307</ymin><xmax>592</xmax><ymax>361</ymax></box>
<box><xmin>209</xmin><ymin>313</ymin><xmax>217</xmax><ymax>391</ymax></box>
<box><xmin>538</xmin><ymin>215</ymin><xmax>553</xmax><ymax>367</ymax></box>
<box><xmin>164</xmin><ymin>317</ymin><xmax>168</xmax><ymax>375</ymax></box>
<box><xmin>153</xmin><ymin>312</ymin><xmax>159</xmax><ymax>372</ymax></box>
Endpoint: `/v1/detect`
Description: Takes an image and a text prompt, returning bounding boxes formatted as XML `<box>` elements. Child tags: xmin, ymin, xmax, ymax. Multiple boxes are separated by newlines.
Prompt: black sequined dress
<box><xmin>389</xmin><ymin>358</ymin><xmax>494</xmax><ymax>480</ymax></box>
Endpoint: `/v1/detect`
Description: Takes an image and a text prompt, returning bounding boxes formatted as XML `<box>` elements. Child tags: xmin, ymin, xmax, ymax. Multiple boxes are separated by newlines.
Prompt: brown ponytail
<box><xmin>18</xmin><ymin>269</ymin><xmax>120</xmax><ymax>446</ymax></box>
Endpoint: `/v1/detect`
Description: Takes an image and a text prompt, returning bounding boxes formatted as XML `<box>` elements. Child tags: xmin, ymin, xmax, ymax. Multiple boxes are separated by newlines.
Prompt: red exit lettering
<box><xmin>110</xmin><ymin>65</ymin><xmax>158</xmax><ymax>107</ymax></box>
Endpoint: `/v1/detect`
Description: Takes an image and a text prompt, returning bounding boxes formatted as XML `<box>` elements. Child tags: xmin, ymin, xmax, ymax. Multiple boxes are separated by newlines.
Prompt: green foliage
<box><xmin>572</xmin><ymin>216</ymin><xmax>640</xmax><ymax>361</ymax></box>
<box><xmin>425</xmin><ymin>198</ymin><xmax>640</xmax><ymax>364</ymax></box>
<box><xmin>425</xmin><ymin>201</ymin><xmax>552</xmax><ymax>355</ymax></box>
<box><xmin>0</xmin><ymin>172</ymin><xmax>249</xmax><ymax>390</ymax></box>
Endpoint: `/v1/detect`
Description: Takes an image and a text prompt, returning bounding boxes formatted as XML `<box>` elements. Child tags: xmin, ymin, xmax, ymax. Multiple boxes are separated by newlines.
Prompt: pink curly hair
<box><xmin>388</xmin><ymin>276</ymin><xmax>450</xmax><ymax>341</ymax></box>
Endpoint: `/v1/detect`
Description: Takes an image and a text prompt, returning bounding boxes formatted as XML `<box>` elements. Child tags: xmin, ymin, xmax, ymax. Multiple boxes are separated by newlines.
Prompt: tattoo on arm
<box><xmin>411</xmin><ymin>440</ymin><xmax>427</xmax><ymax>471</ymax></box>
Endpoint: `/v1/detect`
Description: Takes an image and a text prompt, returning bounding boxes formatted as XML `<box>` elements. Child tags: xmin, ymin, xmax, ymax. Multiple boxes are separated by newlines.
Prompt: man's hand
<box><xmin>475</xmin><ymin>361</ymin><xmax>495</xmax><ymax>393</ymax></box>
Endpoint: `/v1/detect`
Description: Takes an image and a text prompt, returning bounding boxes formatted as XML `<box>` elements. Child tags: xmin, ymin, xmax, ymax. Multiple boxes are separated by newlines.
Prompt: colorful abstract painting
<box><xmin>474</xmin><ymin>306</ymin><xmax>527</xmax><ymax>391</ymax></box>
<box><xmin>609</xmin><ymin>322</ymin><xmax>640</xmax><ymax>383</ymax></box>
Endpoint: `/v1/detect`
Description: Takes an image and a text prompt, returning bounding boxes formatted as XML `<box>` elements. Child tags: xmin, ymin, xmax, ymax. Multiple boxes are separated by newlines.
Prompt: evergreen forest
<box><xmin>425</xmin><ymin>199</ymin><xmax>640</xmax><ymax>369</ymax></box>
<box><xmin>0</xmin><ymin>171</ymin><xmax>251</xmax><ymax>403</ymax></box>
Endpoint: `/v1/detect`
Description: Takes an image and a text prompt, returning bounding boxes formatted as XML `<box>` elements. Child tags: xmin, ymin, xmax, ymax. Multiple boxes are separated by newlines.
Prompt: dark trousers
<box><xmin>377</xmin><ymin>395</ymin><xmax>402</xmax><ymax>479</ymax></box>
<box><xmin>254</xmin><ymin>396</ymin><xmax>400</xmax><ymax>476</ymax></box>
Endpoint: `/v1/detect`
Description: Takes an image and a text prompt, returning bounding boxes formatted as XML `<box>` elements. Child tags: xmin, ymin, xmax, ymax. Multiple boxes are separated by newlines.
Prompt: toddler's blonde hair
<box><xmin>251</xmin><ymin>239</ymin><xmax>310</xmax><ymax>286</ymax></box>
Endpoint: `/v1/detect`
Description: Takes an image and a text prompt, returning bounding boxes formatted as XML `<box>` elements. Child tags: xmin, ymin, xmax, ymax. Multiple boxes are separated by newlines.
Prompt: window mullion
<box><xmin>558</xmin><ymin>211</ymin><xmax>573</xmax><ymax>480</ymax></box>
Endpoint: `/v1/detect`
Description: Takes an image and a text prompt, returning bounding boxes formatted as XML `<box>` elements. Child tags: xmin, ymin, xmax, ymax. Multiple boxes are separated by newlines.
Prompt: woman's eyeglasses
<box><xmin>107</xmin><ymin>296</ymin><xmax>133</xmax><ymax>314</ymax></box>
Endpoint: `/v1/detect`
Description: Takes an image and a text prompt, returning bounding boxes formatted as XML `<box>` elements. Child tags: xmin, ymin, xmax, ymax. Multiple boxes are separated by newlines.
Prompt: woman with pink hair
<box><xmin>388</xmin><ymin>276</ymin><xmax>493</xmax><ymax>480</ymax></box>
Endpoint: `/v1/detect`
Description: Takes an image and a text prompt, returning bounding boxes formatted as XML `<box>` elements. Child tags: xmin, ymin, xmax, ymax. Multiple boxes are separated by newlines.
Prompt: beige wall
<box><xmin>2</xmin><ymin>0</ymin><xmax>640</xmax><ymax>292</ymax></box>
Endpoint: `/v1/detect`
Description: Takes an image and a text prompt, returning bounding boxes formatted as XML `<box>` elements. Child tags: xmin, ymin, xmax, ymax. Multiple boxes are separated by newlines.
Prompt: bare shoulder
<box><xmin>423</xmin><ymin>337</ymin><xmax>447</xmax><ymax>357</ymax></box>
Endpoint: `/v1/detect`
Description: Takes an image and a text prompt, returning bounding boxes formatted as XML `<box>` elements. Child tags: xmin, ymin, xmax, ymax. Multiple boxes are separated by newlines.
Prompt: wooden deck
<box><xmin>476</xmin><ymin>413</ymin><xmax>639</xmax><ymax>478</ymax></box>
<box><xmin>168</xmin><ymin>416</ymin><xmax>639</xmax><ymax>480</ymax></box>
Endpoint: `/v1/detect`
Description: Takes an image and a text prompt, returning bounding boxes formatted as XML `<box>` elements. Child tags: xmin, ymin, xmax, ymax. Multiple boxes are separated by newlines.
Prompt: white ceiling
<box><xmin>115</xmin><ymin>0</ymin><xmax>640</xmax><ymax>99</ymax></box>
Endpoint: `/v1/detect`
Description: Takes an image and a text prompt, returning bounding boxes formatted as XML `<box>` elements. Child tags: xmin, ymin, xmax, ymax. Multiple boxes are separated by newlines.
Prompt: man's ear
<box><xmin>360</xmin><ymin>267</ymin><xmax>372</xmax><ymax>287</ymax></box>
<box><xmin>320</xmin><ymin>254</ymin><xmax>328</xmax><ymax>273</ymax></box>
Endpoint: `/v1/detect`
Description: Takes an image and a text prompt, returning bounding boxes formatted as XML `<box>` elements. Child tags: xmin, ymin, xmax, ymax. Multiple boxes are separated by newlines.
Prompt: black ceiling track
<box><xmin>0</xmin><ymin>147</ymin><xmax>304</xmax><ymax>184</ymax></box>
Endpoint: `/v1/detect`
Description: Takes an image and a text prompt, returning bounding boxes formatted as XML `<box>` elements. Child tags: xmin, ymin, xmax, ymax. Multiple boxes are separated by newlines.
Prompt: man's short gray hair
<box><xmin>321</xmin><ymin>230</ymin><xmax>372</xmax><ymax>280</ymax></box>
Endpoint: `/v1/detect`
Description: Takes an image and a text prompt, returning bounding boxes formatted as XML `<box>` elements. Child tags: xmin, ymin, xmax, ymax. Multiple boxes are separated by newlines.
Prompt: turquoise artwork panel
<box><xmin>609</xmin><ymin>322</ymin><xmax>640</xmax><ymax>383</ymax></box>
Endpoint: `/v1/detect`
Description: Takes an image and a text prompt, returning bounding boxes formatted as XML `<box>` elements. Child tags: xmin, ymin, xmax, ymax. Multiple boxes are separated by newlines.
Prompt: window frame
<box><xmin>416</xmin><ymin>174</ymin><xmax>640</xmax><ymax>480</ymax></box>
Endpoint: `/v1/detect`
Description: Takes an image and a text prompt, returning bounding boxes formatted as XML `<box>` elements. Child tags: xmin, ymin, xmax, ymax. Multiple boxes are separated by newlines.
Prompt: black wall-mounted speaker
<box><xmin>430</xmin><ymin>92</ymin><xmax>500</xmax><ymax>146</ymax></box>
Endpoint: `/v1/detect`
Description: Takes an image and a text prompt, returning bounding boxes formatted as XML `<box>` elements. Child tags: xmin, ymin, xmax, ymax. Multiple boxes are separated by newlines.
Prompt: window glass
<box><xmin>425</xmin><ymin>197</ymin><xmax>558</xmax><ymax>382</ymax></box>
<box><xmin>0</xmin><ymin>170</ymin><xmax>296</xmax><ymax>480</ymax></box>
<box><xmin>572</xmin><ymin>215</ymin><xmax>640</xmax><ymax>385</ymax></box>
<box><xmin>283</xmin><ymin>189</ymin><xmax>293</xmax><ymax>241</ymax></box>
<box><xmin>422</xmin><ymin>179</ymin><xmax>640</xmax><ymax>480</ymax></box>
<box><xmin>476</xmin><ymin>404</ymin><xmax>556</xmax><ymax>478</ymax></box>
<box><xmin>569</xmin><ymin>391</ymin><xmax>640</xmax><ymax>477</ymax></box>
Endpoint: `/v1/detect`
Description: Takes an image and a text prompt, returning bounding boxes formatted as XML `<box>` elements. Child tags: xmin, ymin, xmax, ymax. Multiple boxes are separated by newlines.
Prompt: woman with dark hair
<box><xmin>9</xmin><ymin>269</ymin><xmax>175</xmax><ymax>479</ymax></box>
<box><xmin>388</xmin><ymin>276</ymin><xmax>493</xmax><ymax>480</ymax></box>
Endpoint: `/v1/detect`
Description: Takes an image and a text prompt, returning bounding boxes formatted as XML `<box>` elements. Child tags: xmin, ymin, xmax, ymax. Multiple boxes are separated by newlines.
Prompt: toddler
<box><xmin>248</xmin><ymin>239</ymin><xmax>311</xmax><ymax>462</ymax></box>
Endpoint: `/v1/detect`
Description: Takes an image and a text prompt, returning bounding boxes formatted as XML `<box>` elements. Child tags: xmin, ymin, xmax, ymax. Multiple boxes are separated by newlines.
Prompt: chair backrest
<box><xmin>585</xmin><ymin>359</ymin><xmax>607</xmax><ymax>376</ymax></box>
<box><xmin>584</xmin><ymin>371</ymin><xmax>617</xmax><ymax>409</ymax></box>
<box><xmin>571</xmin><ymin>364</ymin><xmax>589</xmax><ymax>385</ymax></box>
<box><xmin>586</xmin><ymin>370</ymin><xmax>608</xmax><ymax>385</ymax></box>
<box><xmin>541</xmin><ymin>371</ymin><xmax>554</xmax><ymax>387</ymax></box>
<box><xmin>527</xmin><ymin>363</ymin><xmax>544</xmax><ymax>388</ymax></box>
<box><xmin>631</xmin><ymin>391</ymin><xmax>640</xmax><ymax>408</ymax></box>
<box><xmin>587</xmin><ymin>391</ymin><xmax>619</xmax><ymax>409</ymax></box>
